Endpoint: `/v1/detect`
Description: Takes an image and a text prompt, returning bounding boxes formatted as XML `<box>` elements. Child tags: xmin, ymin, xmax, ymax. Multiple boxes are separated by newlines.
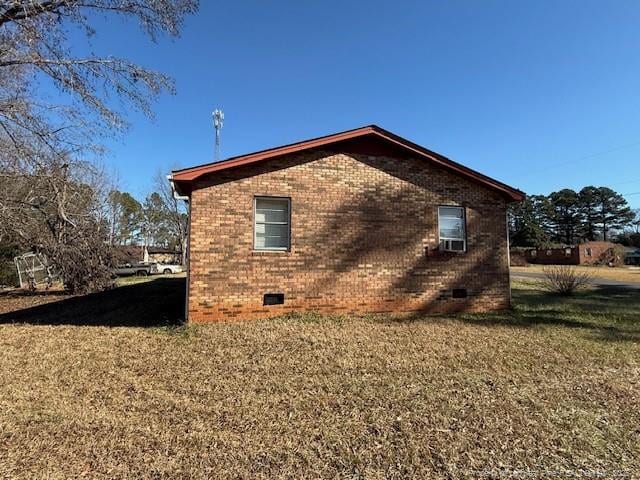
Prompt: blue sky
<box><xmin>68</xmin><ymin>0</ymin><xmax>640</xmax><ymax>207</ymax></box>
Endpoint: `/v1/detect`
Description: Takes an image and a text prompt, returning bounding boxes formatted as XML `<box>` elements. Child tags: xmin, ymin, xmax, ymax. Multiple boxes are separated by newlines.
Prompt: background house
<box><xmin>143</xmin><ymin>246</ymin><xmax>182</xmax><ymax>264</ymax></box>
<box><xmin>525</xmin><ymin>241</ymin><xmax>618</xmax><ymax>265</ymax></box>
<box><xmin>113</xmin><ymin>245</ymin><xmax>182</xmax><ymax>265</ymax></box>
<box><xmin>112</xmin><ymin>245</ymin><xmax>145</xmax><ymax>265</ymax></box>
<box><xmin>624</xmin><ymin>247</ymin><xmax>640</xmax><ymax>266</ymax></box>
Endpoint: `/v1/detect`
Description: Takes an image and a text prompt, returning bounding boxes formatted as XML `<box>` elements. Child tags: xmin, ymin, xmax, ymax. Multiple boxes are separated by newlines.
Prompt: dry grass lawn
<box><xmin>0</xmin><ymin>280</ymin><xmax>639</xmax><ymax>479</ymax></box>
<box><xmin>512</xmin><ymin>264</ymin><xmax>640</xmax><ymax>284</ymax></box>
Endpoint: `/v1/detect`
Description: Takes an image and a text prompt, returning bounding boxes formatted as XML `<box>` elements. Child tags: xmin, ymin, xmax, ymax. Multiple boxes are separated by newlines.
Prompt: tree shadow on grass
<box><xmin>0</xmin><ymin>277</ymin><xmax>186</xmax><ymax>327</ymax></box>
<box><xmin>447</xmin><ymin>285</ymin><xmax>640</xmax><ymax>343</ymax></box>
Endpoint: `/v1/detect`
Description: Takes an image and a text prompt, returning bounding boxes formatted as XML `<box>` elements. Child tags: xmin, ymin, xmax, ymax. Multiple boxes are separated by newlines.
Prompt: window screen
<box><xmin>254</xmin><ymin>197</ymin><xmax>290</xmax><ymax>250</ymax></box>
<box><xmin>438</xmin><ymin>206</ymin><xmax>466</xmax><ymax>252</ymax></box>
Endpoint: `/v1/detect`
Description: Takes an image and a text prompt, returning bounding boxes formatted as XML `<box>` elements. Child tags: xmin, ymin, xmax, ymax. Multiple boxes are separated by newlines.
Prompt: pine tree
<box><xmin>508</xmin><ymin>195</ymin><xmax>551</xmax><ymax>247</ymax></box>
<box><xmin>548</xmin><ymin>189</ymin><xmax>582</xmax><ymax>245</ymax></box>
<box><xmin>595</xmin><ymin>187</ymin><xmax>634</xmax><ymax>240</ymax></box>
<box><xmin>578</xmin><ymin>186</ymin><xmax>600</xmax><ymax>241</ymax></box>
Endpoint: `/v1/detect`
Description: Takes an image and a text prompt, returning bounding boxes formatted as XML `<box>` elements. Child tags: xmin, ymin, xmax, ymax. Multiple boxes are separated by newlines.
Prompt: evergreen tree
<box><xmin>578</xmin><ymin>186</ymin><xmax>600</xmax><ymax>241</ymax></box>
<box><xmin>508</xmin><ymin>195</ymin><xmax>551</xmax><ymax>247</ymax></box>
<box><xmin>107</xmin><ymin>191</ymin><xmax>143</xmax><ymax>245</ymax></box>
<box><xmin>141</xmin><ymin>192</ymin><xmax>173</xmax><ymax>247</ymax></box>
<box><xmin>548</xmin><ymin>189</ymin><xmax>582</xmax><ymax>245</ymax></box>
<box><xmin>594</xmin><ymin>187</ymin><xmax>634</xmax><ymax>240</ymax></box>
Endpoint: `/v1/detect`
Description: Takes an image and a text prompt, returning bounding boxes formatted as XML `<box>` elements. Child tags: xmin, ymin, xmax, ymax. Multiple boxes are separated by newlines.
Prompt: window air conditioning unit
<box><xmin>440</xmin><ymin>240</ymin><xmax>465</xmax><ymax>253</ymax></box>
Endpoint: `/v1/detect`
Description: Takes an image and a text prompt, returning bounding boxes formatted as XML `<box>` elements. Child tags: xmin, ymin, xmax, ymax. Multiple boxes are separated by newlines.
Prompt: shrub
<box><xmin>541</xmin><ymin>265</ymin><xmax>593</xmax><ymax>295</ymax></box>
<box><xmin>0</xmin><ymin>243</ymin><xmax>20</xmax><ymax>288</ymax></box>
<box><xmin>607</xmin><ymin>244</ymin><xmax>626</xmax><ymax>267</ymax></box>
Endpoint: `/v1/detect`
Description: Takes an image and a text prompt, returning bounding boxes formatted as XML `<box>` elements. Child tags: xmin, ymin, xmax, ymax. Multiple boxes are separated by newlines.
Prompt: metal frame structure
<box><xmin>14</xmin><ymin>252</ymin><xmax>56</xmax><ymax>290</ymax></box>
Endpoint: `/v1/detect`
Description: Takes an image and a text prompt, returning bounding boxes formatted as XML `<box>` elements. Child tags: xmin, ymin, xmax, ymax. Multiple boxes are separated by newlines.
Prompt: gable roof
<box><xmin>171</xmin><ymin>125</ymin><xmax>525</xmax><ymax>201</ymax></box>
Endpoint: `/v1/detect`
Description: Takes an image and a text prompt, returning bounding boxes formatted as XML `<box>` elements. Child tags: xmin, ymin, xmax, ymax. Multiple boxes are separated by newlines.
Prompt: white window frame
<box><xmin>253</xmin><ymin>196</ymin><xmax>291</xmax><ymax>251</ymax></box>
<box><xmin>438</xmin><ymin>205</ymin><xmax>467</xmax><ymax>253</ymax></box>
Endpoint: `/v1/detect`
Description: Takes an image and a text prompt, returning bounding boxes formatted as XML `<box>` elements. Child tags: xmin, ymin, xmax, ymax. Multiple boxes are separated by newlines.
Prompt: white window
<box><xmin>254</xmin><ymin>197</ymin><xmax>290</xmax><ymax>251</ymax></box>
<box><xmin>531</xmin><ymin>249</ymin><xmax>537</xmax><ymax>258</ymax></box>
<box><xmin>565</xmin><ymin>248</ymin><xmax>572</xmax><ymax>257</ymax></box>
<box><xmin>438</xmin><ymin>206</ymin><xmax>466</xmax><ymax>252</ymax></box>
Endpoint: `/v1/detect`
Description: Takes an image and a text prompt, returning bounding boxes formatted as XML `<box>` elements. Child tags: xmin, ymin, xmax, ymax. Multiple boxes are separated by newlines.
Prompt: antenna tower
<box><xmin>212</xmin><ymin>109</ymin><xmax>224</xmax><ymax>161</ymax></box>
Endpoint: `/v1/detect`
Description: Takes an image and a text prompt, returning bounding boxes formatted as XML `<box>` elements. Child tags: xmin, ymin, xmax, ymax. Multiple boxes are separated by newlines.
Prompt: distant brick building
<box><xmin>525</xmin><ymin>241</ymin><xmax>616</xmax><ymax>265</ymax></box>
<box><xmin>171</xmin><ymin>126</ymin><xmax>524</xmax><ymax>323</ymax></box>
<box><xmin>113</xmin><ymin>245</ymin><xmax>181</xmax><ymax>265</ymax></box>
<box><xmin>113</xmin><ymin>245</ymin><xmax>145</xmax><ymax>265</ymax></box>
<box><xmin>143</xmin><ymin>246</ymin><xmax>182</xmax><ymax>265</ymax></box>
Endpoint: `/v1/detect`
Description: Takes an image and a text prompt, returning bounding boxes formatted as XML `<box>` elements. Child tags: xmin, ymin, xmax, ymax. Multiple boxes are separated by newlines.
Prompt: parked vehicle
<box><xmin>113</xmin><ymin>262</ymin><xmax>152</xmax><ymax>277</ymax></box>
<box><xmin>152</xmin><ymin>263</ymin><xmax>183</xmax><ymax>275</ymax></box>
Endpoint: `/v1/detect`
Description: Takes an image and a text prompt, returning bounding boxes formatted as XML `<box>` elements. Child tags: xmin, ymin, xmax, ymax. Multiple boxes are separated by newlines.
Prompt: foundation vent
<box><xmin>263</xmin><ymin>293</ymin><xmax>285</xmax><ymax>306</ymax></box>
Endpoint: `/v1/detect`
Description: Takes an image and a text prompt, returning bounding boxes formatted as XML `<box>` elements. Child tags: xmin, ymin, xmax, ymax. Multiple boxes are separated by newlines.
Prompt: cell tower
<box><xmin>212</xmin><ymin>109</ymin><xmax>224</xmax><ymax>161</ymax></box>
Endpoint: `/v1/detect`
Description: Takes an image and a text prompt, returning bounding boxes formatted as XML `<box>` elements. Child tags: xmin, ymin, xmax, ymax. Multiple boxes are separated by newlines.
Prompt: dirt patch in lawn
<box><xmin>0</xmin><ymin>284</ymin><xmax>638</xmax><ymax>479</ymax></box>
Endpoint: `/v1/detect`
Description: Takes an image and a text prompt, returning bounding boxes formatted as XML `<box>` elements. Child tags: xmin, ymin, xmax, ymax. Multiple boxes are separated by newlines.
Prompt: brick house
<box><xmin>143</xmin><ymin>246</ymin><xmax>182</xmax><ymax>265</ymax></box>
<box><xmin>171</xmin><ymin>126</ymin><xmax>525</xmax><ymax>323</ymax></box>
<box><xmin>525</xmin><ymin>241</ymin><xmax>616</xmax><ymax>265</ymax></box>
<box><xmin>112</xmin><ymin>245</ymin><xmax>181</xmax><ymax>265</ymax></box>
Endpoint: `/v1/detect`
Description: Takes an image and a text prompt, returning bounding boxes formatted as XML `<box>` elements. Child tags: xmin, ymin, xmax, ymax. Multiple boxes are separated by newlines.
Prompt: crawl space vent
<box><xmin>452</xmin><ymin>289</ymin><xmax>468</xmax><ymax>299</ymax></box>
<box><xmin>263</xmin><ymin>293</ymin><xmax>285</xmax><ymax>306</ymax></box>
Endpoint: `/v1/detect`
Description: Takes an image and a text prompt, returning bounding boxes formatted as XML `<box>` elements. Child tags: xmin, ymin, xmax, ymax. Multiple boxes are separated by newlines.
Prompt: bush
<box><xmin>0</xmin><ymin>243</ymin><xmax>20</xmax><ymax>287</ymax></box>
<box><xmin>43</xmin><ymin>226</ymin><xmax>116</xmax><ymax>294</ymax></box>
<box><xmin>541</xmin><ymin>265</ymin><xmax>593</xmax><ymax>295</ymax></box>
<box><xmin>608</xmin><ymin>244</ymin><xmax>626</xmax><ymax>267</ymax></box>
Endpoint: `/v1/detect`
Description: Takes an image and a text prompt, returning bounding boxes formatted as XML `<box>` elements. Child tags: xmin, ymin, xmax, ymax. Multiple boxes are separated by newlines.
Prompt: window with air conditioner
<box><xmin>438</xmin><ymin>206</ymin><xmax>466</xmax><ymax>252</ymax></box>
<box><xmin>254</xmin><ymin>197</ymin><xmax>290</xmax><ymax>251</ymax></box>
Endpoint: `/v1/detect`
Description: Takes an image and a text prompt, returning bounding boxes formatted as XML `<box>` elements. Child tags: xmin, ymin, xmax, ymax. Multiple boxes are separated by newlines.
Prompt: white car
<box><xmin>152</xmin><ymin>263</ymin><xmax>183</xmax><ymax>275</ymax></box>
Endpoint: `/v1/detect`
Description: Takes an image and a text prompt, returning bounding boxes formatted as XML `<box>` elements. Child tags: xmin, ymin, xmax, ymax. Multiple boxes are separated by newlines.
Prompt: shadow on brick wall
<box><xmin>303</xmin><ymin>169</ymin><xmax>507</xmax><ymax>315</ymax></box>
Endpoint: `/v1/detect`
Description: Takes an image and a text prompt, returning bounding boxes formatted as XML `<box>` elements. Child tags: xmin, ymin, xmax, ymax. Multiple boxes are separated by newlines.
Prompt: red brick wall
<box><xmin>526</xmin><ymin>241</ymin><xmax>615</xmax><ymax>266</ymax></box>
<box><xmin>577</xmin><ymin>241</ymin><xmax>615</xmax><ymax>265</ymax></box>
<box><xmin>526</xmin><ymin>247</ymin><xmax>580</xmax><ymax>265</ymax></box>
<box><xmin>187</xmin><ymin>151</ymin><xmax>511</xmax><ymax>322</ymax></box>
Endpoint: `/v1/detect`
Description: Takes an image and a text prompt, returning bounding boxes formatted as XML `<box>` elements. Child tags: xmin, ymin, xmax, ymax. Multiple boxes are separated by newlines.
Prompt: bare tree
<box><xmin>0</xmin><ymin>156</ymin><xmax>116</xmax><ymax>293</ymax></box>
<box><xmin>154</xmin><ymin>170</ymin><xmax>187</xmax><ymax>261</ymax></box>
<box><xmin>1</xmin><ymin>1</ymin><xmax>197</xmax><ymax>159</ymax></box>
<box><xmin>1</xmin><ymin>1</ymin><xmax>197</xmax><ymax>126</ymax></box>
<box><xmin>0</xmin><ymin>0</ymin><xmax>198</xmax><ymax>291</ymax></box>
<box><xmin>632</xmin><ymin>208</ymin><xmax>640</xmax><ymax>234</ymax></box>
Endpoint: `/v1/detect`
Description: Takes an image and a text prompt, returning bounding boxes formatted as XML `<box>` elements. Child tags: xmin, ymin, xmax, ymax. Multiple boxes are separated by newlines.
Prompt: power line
<box><xmin>604</xmin><ymin>177</ymin><xmax>640</xmax><ymax>188</ymax></box>
<box><xmin>517</xmin><ymin>139</ymin><xmax>640</xmax><ymax>178</ymax></box>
